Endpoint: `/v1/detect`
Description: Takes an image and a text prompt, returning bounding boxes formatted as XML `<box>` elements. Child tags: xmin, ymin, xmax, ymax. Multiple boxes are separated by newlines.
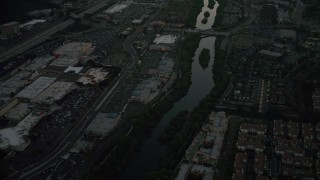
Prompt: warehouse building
<box><xmin>33</xmin><ymin>81</ymin><xmax>76</xmax><ymax>105</ymax></box>
<box><xmin>24</xmin><ymin>56</ymin><xmax>54</xmax><ymax>72</ymax></box>
<box><xmin>130</xmin><ymin>79</ymin><xmax>162</xmax><ymax>104</ymax></box>
<box><xmin>0</xmin><ymin>71</ymin><xmax>32</xmax><ymax>97</ymax></box>
<box><xmin>157</xmin><ymin>58</ymin><xmax>174</xmax><ymax>80</ymax></box>
<box><xmin>0</xmin><ymin>126</ymin><xmax>29</xmax><ymax>152</ymax></box>
<box><xmin>50</xmin><ymin>56</ymin><xmax>79</xmax><ymax>67</ymax></box>
<box><xmin>6</xmin><ymin>102</ymin><xmax>31</xmax><ymax>122</ymax></box>
<box><xmin>53</xmin><ymin>42</ymin><xmax>94</xmax><ymax>58</ymax></box>
<box><xmin>86</xmin><ymin>113</ymin><xmax>120</xmax><ymax>138</ymax></box>
<box><xmin>15</xmin><ymin>77</ymin><xmax>56</xmax><ymax>101</ymax></box>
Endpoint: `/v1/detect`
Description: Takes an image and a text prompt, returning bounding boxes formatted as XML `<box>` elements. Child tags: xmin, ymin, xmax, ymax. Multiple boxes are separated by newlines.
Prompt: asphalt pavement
<box><xmin>8</xmin><ymin>30</ymin><xmax>140</xmax><ymax>180</ymax></box>
<box><xmin>0</xmin><ymin>0</ymin><xmax>112</xmax><ymax>63</ymax></box>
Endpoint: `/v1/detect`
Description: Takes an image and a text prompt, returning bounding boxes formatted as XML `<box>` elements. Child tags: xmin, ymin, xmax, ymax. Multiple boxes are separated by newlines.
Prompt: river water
<box><xmin>119</xmin><ymin>1</ymin><xmax>218</xmax><ymax>179</ymax></box>
<box><xmin>196</xmin><ymin>0</ymin><xmax>219</xmax><ymax>30</ymax></box>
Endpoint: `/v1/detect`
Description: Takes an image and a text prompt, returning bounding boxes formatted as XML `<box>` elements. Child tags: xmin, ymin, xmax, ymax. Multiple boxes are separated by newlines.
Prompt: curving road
<box><xmin>0</xmin><ymin>0</ymin><xmax>111</xmax><ymax>63</ymax></box>
<box><xmin>7</xmin><ymin>31</ymin><xmax>139</xmax><ymax>180</ymax></box>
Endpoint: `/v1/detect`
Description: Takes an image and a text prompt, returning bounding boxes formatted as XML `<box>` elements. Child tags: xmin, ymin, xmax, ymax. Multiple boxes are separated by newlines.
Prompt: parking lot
<box><xmin>68</xmin><ymin>26</ymin><xmax>125</xmax><ymax>57</ymax></box>
<box><xmin>3</xmin><ymin>88</ymin><xmax>100</xmax><ymax>170</ymax></box>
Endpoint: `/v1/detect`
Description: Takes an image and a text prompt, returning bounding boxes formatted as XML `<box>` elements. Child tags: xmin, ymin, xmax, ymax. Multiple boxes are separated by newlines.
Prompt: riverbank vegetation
<box><xmin>213</xmin><ymin>0</ymin><xmax>227</xmax><ymax>27</ymax></box>
<box><xmin>199</xmin><ymin>48</ymin><xmax>211</xmax><ymax>69</ymax></box>
<box><xmin>201</xmin><ymin>18</ymin><xmax>208</xmax><ymax>24</ymax></box>
<box><xmin>144</xmin><ymin>36</ymin><xmax>229</xmax><ymax>179</ymax></box>
<box><xmin>208</xmin><ymin>0</ymin><xmax>216</xmax><ymax>9</ymax></box>
<box><xmin>204</xmin><ymin>11</ymin><xmax>210</xmax><ymax>18</ymax></box>
<box><xmin>84</xmin><ymin>33</ymin><xmax>201</xmax><ymax>180</ymax></box>
<box><xmin>187</xmin><ymin>0</ymin><xmax>205</xmax><ymax>27</ymax></box>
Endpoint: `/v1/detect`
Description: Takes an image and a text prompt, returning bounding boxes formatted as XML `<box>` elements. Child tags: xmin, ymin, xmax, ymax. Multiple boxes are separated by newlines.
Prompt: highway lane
<box><xmin>14</xmin><ymin>74</ymin><xmax>130</xmax><ymax>179</ymax></box>
<box><xmin>75</xmin><ymin>31</ymin><xmax>140</xmax><ymax>180</ymax></box>
<box><xmin>0</xmin><ymin>0</ymin><xmax>111</xmax><ymax>63</ymax></box>
<box><xmin>12</xmin><ymin>31</ymin><xmax>139</xmax><ymax>180</ymax></box>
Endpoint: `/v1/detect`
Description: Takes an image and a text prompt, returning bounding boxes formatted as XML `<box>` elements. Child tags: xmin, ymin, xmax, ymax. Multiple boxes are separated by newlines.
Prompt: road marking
<box><xmin>19</xmin><ymin>141</ymin><xmax>70</xmax><ymax>179</ymax></box>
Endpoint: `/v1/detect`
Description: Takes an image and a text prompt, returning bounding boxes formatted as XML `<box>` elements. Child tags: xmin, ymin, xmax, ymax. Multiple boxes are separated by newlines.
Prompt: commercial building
<box><xmin>50</xmin><ymin>56</ymin><xmax>79</xmax><ymax>67</ymax></box>
<box><xmin>0</xmin><ymin>126</ymin><xmax>29</xmax><ymax>151</ymax></box>
<box><xmin>64</xmin><ymin>66</ymin><xmax>83</xmax><ymax>74</ymax></box>
<box><xmin>0</xmin><ymin>108</ymin><xmax>48</xmax><ymax>151</ymax></box>
<box><xmin>0</xmin><ymin>71</ymin><xmax>32</xmax><ymax>97</ymax></box>
<box><xmin>24</xmin><ymin>56</ymin><xmax>54</xmax><ymax>71</ymax></box>
<box><xmin>130</xmin><ymin>79</ymin><xmax>162</xmax><ymax>104</ymax></box>
<box><xmin>153</xmin><ymin>34</ymin><xmax>177</xmax><ymax>44</ymax></box>
<box><xmin>86</xmin><ymin>113</ymin><xmax>120</xmax><ymax>138</ymax></box>
<box><xmin>77</xmin><ymin>68</ymin><xmax>110</xmax><ymax>85</ymax></box>
<box><xmin>70</xmin><ymin>139</ymin><xmax>93</xmax><ymax>154</ymax></box>
<box><xmin>33</xmin><ymin>82</ymin><xmax>76</xmax><ymax>105</ymax></box>
<box><xmin>0</xmin><ymin>21</ymin><xmax>20</xmax><ymax>38</ymax></box>
<box><xmin>53</xmin><ymin>42</ymin><xmax>94</xmax><ymax>58</ymax></box>
<box><xmin>6</xmin><ymin>102</ymin><xmax>31</xmax><ymax>122</ymax></box>
<box><xmin>15</xmin><ymin>76</ymin><xmax>56</xmax><ymax>101</ymax></box>
<box><xmin>157</xmin><ymin>58</ymin><xmax>174</xmax><ymax>79</ymax></box>
<box><xmin>103</xmin><ymin>1</ymin><xmax>132</xmax><ymax>14</ymax></box>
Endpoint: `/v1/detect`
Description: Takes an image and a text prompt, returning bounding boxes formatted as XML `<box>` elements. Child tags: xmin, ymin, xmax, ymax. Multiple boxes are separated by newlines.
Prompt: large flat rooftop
<box><xmin>50</xmin><ymin>56</ymin><xmax>79</xmax><ymax>67</ymax></box>
<box><xmin>153</xmin><ymin>35</ymin><xmax>177</xmax><ymax>44</ymax></box>
<box><xmin>34</xmin><ymin>81</ymin><xmax>76</xmax><ymax>104</ymax></box>
<box><xmin>86</xmin><ymin>113</ymin><xmax>120</xmax><ymax>138</ymax></box>
<box><xmin>15</xmin><ymin>76</ymin><xmax>56</xmax><ymax>100</ymax></box>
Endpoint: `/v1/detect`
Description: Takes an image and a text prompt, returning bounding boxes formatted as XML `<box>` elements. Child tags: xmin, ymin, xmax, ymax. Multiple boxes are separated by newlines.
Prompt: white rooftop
<box><xmin>19</xmin><ymin>19</ymin><xmax>46</xmax><ymax>28</ymax></box>
<box><xmin>64</xmin><ymin>66</ymin><xmax>83</xmax><ymax>74</ymax></box>
<box><xmin>153</xmin><ymin>35</ymin><xmax>177</xmax><ymax>44</ymax></box>
<box><xmin>104</xmin><ymin>2</ymin><xmax>131</xmax><ymax>14</ymax></box>
<box><xmin>0</xmin><ymin>126</ymin><xmax>29</xmax><ymax>151</ymax></box>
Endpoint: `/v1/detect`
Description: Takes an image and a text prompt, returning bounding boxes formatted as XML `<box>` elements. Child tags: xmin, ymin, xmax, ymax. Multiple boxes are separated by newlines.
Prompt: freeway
<box><xmin>68</xmin><ymin>31</ymin><xmax>140</xmax><ymax>180</ymax></box>
<box><xmin>10</xmin><ymin>30</ymin><xmax>139</xmax><ymax>180</ymax></box>
<box><xmin>0</xmin><ymin>0</ymin><xmax>111</xmax><ymax>63</ymax></box>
